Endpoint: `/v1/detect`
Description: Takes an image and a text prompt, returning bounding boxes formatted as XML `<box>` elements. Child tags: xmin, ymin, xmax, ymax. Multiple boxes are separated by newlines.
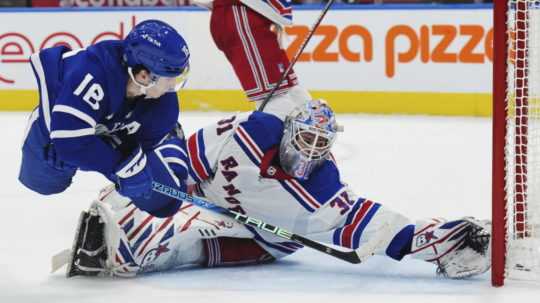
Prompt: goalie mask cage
<box><xmin>493</xmin><ymin>0</ymin><xmax>540</xmax><ymax>287</ymax></box>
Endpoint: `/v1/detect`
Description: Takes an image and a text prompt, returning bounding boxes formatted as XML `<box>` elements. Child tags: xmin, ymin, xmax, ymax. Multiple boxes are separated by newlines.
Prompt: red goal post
<box><xmin>492</xmin><ymin>0</ymin><xmax>540</xmax><ymax>287</ymax></box>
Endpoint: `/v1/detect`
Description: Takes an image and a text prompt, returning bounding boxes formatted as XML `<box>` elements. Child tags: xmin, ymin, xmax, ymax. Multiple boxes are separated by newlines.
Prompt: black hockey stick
<box><xmin>257</xmin><ymin>0</ymin><xmax>336</xmax><ymax>112</ymax></box>
<box><xmin>152</xmin><ymin>181</ymin><xmax>389</xmax><ymax>264</ymax></box>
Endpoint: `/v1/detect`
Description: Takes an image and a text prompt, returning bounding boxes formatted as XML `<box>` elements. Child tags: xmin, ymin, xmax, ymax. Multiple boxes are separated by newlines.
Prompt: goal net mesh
<box><xmin>504</xmin><ymin>0</ymin><xmax>540</xmax><ymax>281</ymax></box>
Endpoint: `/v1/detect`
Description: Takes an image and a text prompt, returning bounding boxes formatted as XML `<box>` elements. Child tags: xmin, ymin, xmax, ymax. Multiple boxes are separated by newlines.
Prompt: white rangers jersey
<box><xmin>186</xmin><ymin>112</ymin><xmax>410</xmax><ymax>259</ymax></box>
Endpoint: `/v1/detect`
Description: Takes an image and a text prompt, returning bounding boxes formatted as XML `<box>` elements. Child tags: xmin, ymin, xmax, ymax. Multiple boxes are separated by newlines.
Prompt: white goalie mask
<box><xmin>279</xmin><ymin>99</ymin><xmax>342</xmax><ymax>180</ymax></box>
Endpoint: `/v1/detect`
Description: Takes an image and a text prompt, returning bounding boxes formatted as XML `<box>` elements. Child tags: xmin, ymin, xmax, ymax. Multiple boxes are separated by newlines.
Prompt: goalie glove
<box><xmin>409</xmin><ymin>218</ymin><xmax>491</xmax><ymax>279</ymax></box>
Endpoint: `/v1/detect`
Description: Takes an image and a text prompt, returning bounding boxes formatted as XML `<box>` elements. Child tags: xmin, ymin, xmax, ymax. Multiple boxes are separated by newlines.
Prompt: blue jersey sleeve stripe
<box><xmin>351</xmin><ymin>203</ymin><xmax>381</xmax><ymax>249</ymax></box>
<box><xmin>236</xmin><ymin>125</ymin><xmax>264</xmax><ymax>159</ymax></box>
<box><xmin>286</xmin><ymin>179</ymin><xmax>321</xmax><ymax>209</ymax></box>
<box><xmin>336</xmin><ymin>200</ymin><xmax>381</xmax><ymax>249</ymax></box>
<box><xmin>52</xmin><ymin>104</ymin><xmax>96</xmax><ymax>127</ymax></box>
<box><xmin>298</xmin><ymin>161</ymin><xmax>344</xmax><ymax>205</ymax></box>
<box><xmin>157</xmin><ymin>143</ymin><xmax>189</xmax><ymax>159</ymax></box>
<box><xmin>233</xmin><ymin>134</ymin><xmax>262</xmax><ymax>166</ymax></box>
<box><xmin>333</xmin><ymin>199</ymin><xmax>363</xmax><ymax>245</ymax></box>
<box><xmin>164</xmin><ymin>157</ymin><xmax>189</xmax><ymax>172</ymax></box>
<box><xmin>344</xmin><ymin>198</ymin><xmax>367</xmax><ymax>225</ymax></box>
<box><xmin>197</xmin><ymin>130</ymin><xmax>213</xmax><ymax>175</ymax></box>
<box><xmin>153</xmin><ymin>142</ymin><xmax>190</xmax><ymax>179</ymax></box>
<box><xmin>22</xmin><ymin>108</ymin><xmax>39</xmax><ymax>143</ymax></box>
<box><xmin>152</xmin><ymin>151</ymin><xmax>187</xmax><ymax>188</ymax></box>
<box><xmin>50</xmin><ymin>128</ymin><xmax>95</xmax><ymax>138</ymax></box>
<box><xmin>333</xmin><ymin>198</ymin><xmax>366</xmax><ymax>246</ymax></box>
<box><xmin>30</xmin><ymin>52</ymin><xmax>52</xmax><ymax>132</ymax></box>
<box><xmin>187</xmin><ymin>131</ymin><xmax>210</xmax><ymax>181</ymax></box>
<box><xmin>279</xmin><ymin>180</ymin><xmax>316</xmax><ymax>213</ymax></box>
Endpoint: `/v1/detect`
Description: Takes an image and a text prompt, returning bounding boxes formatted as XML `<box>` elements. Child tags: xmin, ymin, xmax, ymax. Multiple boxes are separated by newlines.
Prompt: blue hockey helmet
<box><xmin>279</xmin><ymin>100</ymin><xmax>343</xmax><ymax>180</ymax></box>
<box><xmin>124</xmin><ymin>20</ymin><xmax>190</xmax><ymax>78</ymax></box>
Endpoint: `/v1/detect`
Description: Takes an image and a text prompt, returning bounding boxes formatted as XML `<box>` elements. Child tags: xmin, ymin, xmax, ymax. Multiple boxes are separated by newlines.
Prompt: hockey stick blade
<box><xmin>152</xmin><ymin>181</ymin><xmax>384</xmax><ymax>264</ymax></box>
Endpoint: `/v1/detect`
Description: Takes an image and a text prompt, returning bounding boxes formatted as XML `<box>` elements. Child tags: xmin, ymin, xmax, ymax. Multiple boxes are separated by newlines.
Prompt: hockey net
<box><xmin>492</xmin><ymin>0</ymin><xmax>540</xmax><ymax>286</ymax></box>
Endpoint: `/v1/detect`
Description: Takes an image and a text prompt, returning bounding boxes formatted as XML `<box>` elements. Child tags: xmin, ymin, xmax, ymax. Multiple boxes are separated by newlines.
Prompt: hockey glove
<box><xmin>114</xmin><ymin>146</ymin><xmax>152</xmax><ymax>199</ymax></box>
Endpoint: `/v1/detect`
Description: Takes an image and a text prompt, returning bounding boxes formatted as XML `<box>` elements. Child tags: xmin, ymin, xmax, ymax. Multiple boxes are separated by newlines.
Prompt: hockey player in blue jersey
<box><xmin>19</xmin><ymin>20</ymin><xmax>191</xmax><ymax>214</ymax></box>
<box><xmin>56</xmin><ymin>100</ymin><xmax>491</xmax><ymax>280</ymax></box>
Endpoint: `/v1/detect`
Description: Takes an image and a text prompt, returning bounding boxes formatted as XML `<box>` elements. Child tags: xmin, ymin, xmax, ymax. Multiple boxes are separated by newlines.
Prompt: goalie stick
<box><xmin>152</xmin><ymin>181</ymin><xmax>389</xmax><ymax>264</ymax></box>
<box><xmin>257</xmin><ymin>0</ymin><xmax>336</xmax><ymax>112</ymax></box>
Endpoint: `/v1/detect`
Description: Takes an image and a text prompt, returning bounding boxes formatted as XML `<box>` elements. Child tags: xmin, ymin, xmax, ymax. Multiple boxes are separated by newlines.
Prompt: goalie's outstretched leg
<box><xmin>54</xmin><ymin>185</ymin><xmax>276</xmax><ymax>278</ymax></box>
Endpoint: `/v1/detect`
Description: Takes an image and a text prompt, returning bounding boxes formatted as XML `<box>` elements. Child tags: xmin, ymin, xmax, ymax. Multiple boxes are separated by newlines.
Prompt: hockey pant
<box><xmin>19</xmin><ymin>108</ymin><xmax>76</xmax><ymax>195</ymax></box>
<box><xmin>210</xmin><ymin>0</ymin><xmax>311</xmax><ymax>120</ymax></box>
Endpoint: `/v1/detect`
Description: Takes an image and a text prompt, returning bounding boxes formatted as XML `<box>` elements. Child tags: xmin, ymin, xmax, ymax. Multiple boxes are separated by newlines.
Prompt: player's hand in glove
<box><xmin>113</xmin><ymin>146</ymin><xmax>152</xmax><ymax>199</ymax></box>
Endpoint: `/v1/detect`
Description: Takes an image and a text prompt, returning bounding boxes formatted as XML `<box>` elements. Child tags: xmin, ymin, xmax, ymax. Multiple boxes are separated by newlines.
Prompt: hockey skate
<box><xmin>65</xmin><ymin>209</ymin><xmax>108</xmax><ymax>277</ymax></box>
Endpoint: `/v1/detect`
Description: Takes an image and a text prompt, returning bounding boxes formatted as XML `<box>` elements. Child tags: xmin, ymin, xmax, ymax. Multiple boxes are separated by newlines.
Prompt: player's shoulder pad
<box><xmin>299</xmin><ymin>159</ymin><xmax>344</xmax><ymax>205</ymax></box>
<box><xmin>236</xmin><ymin>111</ymin><xmax>284</xmax><ymax>152</ymax></box>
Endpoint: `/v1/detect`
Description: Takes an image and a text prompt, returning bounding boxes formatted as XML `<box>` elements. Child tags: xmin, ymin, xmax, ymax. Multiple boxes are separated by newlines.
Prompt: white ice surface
<box><xmin>1</xmin><ymin>111</ymin><xmax>539</xmax><ymax>303</ymax></box>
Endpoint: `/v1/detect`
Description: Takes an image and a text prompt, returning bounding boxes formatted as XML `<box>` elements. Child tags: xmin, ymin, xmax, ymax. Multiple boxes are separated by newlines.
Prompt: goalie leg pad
<box><xmin>66</xmin><ymin>209</ymin><xmax>107</xmax><ymax>277</ymax></box>
<box><xmin>87</xmin><ymin>188</ymin><xmax>255</xmax><ymax>277</ymax></box>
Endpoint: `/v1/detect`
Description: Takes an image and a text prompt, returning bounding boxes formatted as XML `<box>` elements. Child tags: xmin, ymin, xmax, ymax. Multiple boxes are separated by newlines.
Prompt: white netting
<box><xmin>505</xmin><ymin>0</ymin><xmax>540</xmax><ymax>281</ymax></box>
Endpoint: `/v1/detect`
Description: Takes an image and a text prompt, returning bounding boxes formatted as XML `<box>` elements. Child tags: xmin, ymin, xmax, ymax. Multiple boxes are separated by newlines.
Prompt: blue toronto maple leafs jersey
<box><xmin>29</xmin><ymin>40</ymin><xmax>180</xmax><ymax>179</ymax></box>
